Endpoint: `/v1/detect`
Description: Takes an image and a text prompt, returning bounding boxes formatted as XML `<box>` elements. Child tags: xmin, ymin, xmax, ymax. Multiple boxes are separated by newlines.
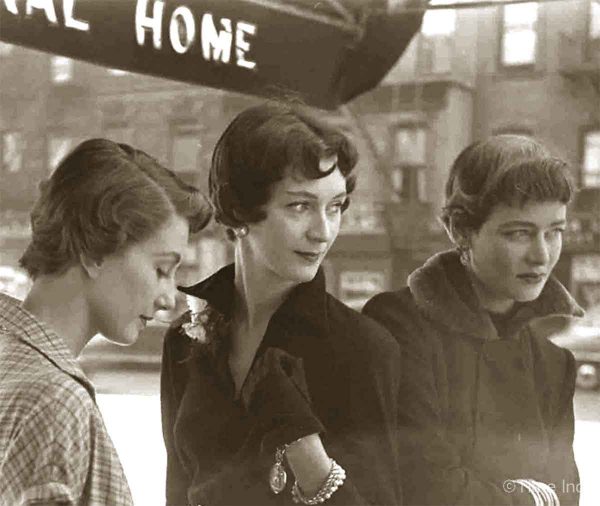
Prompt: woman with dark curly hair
<box><xmin>0</xmin><ymin>139</ymin><xmax>211</xmax><ymax>505</ymax></box>
<box><xmin>364</xmin><ymin>135</ymin><xmax>582</xmax><ymax>506</ymax></box>
<box><xmin>160</xmin><ymin>101</ymin><xmax>403</xmax><ymax>506</ymax></box>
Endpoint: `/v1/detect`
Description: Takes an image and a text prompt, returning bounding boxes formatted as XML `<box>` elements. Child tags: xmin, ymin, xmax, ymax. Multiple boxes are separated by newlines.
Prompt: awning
<box><xmin>0</xmin><ymin>0</ymin><xmax>425</xmax><ymax>109</ymax></box>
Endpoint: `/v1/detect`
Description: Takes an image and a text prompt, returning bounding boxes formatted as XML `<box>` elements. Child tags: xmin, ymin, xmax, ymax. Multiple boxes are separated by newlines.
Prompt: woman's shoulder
<box><xmin>324</xmin><ymin>293</ymin><xmax>401</xmax><ymax>359</ymax></box>
<box><xmin>528</xmin><ymin>327</ymin><xmax>576</xmax><ymax>376</ymax></box>
<box><xmin>2</xmin><ymin>368</ymin><xmax>97</xmax><ymax>436</ymax></box>
<box><xmin>362</xmin><ymin>287</ymin><xmax>427</xmax><ymax>332</ymax></box>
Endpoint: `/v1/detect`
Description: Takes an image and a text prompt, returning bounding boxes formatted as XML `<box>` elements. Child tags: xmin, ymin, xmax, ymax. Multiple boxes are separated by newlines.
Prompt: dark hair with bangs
<box><xmin>20</xmin><ymin>138</ymin><xmax>212</xmax><ymax>279</ymax></box>
<box><xmin>441</xmin><ymin>135</ymin><xmax>574</xmax><ymax>240</ymax></box>
<box><xmin>209</xmin><ymin>100</ymin><xmax>358</xmax><ymax>239</ymax></box>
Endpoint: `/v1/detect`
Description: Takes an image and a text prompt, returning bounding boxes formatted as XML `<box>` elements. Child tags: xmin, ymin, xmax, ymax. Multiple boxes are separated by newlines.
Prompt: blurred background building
<box><xmin>1</xmin><ymin>0</ymin><xmax>599</xmax><ymax>314</ymax></box>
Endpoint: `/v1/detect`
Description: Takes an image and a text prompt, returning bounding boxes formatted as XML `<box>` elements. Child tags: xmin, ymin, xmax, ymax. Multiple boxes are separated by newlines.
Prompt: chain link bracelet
<box><xmin>291</xmin><ymin>458</ymin><xmax>346</xmax><ymax>505</ymax></box>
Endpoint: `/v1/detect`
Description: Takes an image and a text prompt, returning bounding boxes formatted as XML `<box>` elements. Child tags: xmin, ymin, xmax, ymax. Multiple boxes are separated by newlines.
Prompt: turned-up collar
<box><xmin>178</xmin><ymin>264</ymin><xmax>331</xmax><ymax>339</ymax></box>
<box><xmin>0</xmin><ymin>292</ymin><xmax>95</xmax><ymax>398</ymax></box>
<box><xmin>407</xmin><ymin>250</ymin><xmax>584</xmax><ymax>341</ymax></box>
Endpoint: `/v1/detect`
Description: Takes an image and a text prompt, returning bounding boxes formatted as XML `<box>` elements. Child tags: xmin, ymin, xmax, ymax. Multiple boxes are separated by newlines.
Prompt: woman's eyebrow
<box><xmin>499</xmin><ymin>219</ymin><xmax>567</xmax><ymax>229</ymax></box>
<box><xmin>285</xmin><ymin>190</ymin><xmax>347</xmax><ymax>200</ymax></box>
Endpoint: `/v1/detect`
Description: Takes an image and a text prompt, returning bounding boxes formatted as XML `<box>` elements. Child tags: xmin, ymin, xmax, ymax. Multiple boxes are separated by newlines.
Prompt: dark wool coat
<box><xmin>161</xmin><ymin>264</ymin><xmax>403</xmax><ymax>506</ymax></box>
<box><xmin>363</xmin><ymin>250</ymin><xmax>583</xmax><ymax>506</ymax></box>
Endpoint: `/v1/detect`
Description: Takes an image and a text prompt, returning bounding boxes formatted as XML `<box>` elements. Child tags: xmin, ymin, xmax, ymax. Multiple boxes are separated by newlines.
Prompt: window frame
<box><xmin>581</xmin><ymin>127</ymin><xmax>600</xmax><ymax>189</ymax></box>
<box><xmin>390</xmin><ymin>124</ymin><xmax>429</xmax><ymax>203</ymax></box>
<box><xmin>498</xmin><ymin>2</ymin><xmax>539</xmax><ymax>70</ymax></box>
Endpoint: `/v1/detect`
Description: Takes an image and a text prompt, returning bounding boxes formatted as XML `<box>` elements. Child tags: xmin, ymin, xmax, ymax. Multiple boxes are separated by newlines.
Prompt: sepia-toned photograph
<box><xmin>1</xmin><ymin>1</ymin><xmax>599</xmax><ymax>505</ymax></box>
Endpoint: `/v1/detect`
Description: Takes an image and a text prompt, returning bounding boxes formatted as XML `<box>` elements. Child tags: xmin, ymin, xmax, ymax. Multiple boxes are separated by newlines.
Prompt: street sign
<box><xmin>0</xmin><ymin>0</ymin><xmax>424</xmax><ymax>109</ymax></box>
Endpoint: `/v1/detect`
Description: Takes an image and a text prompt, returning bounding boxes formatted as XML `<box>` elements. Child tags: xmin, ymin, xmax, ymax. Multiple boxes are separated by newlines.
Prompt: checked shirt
<box><xmin>0</xmin><ymin>293</ymin><xmax>133</xmax><ymax>506</ymax></box>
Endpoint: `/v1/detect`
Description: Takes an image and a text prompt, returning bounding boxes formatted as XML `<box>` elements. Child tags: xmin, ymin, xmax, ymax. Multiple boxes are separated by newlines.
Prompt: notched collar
<box><xmin>178</xmin><ymin>264</ymin><xmax>330</xmax><ymax>340</ymax></box>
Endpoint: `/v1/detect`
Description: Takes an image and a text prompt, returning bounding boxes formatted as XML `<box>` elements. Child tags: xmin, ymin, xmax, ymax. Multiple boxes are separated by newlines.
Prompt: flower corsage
<box><xmin>181</xmin><ymin>295</ymin><xmax>213</xmax><ymax>344</ymax></box>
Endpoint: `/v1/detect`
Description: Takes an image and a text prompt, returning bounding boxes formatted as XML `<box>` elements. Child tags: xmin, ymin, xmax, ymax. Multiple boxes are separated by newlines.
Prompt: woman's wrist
<box><xmin>285</xmin><ymin>434</ymin><xmax>331</xmax><ymax>496</ymax></box>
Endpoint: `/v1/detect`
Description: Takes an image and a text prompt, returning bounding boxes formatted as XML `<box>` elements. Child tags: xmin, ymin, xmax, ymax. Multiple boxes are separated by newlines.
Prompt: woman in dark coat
<box><xmin>364</xmin><ymin>135</ymin><xmax>583</xmax><ymax>506</ymax></box>
<box><xmin>160</xmin><ymin>101</ymin><xmax>403</xmax><ymax>506</ymax></box>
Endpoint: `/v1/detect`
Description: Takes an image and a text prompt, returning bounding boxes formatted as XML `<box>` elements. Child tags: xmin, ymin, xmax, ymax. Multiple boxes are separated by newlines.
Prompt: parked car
<box><xmin>551</xmin><ymin>311</ymin><xmax>600</xmax><ymax>390</ymax></box>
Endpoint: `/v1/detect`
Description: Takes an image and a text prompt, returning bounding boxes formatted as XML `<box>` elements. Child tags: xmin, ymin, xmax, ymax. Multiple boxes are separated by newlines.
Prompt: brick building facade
<box><xmin>1</xmin><ymin>0</ymin><xmax>599</xmax><ymax>311</ymax></box>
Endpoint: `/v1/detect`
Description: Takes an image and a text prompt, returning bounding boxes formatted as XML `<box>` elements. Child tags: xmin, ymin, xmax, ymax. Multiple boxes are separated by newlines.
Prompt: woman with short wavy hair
<box><xmin>364</xmin><ymin>135</ymin><xmax>582</xmax><ymax>506</ymax></box>
<box><xmin>0</xmin><ymin>138</ymin><xmax>211</xmax><ymax>506</ymax></box>
<box><xmin>160</xmin><ymin>100</ymin><xmax>403</xmax><ymax>506</ymax></box>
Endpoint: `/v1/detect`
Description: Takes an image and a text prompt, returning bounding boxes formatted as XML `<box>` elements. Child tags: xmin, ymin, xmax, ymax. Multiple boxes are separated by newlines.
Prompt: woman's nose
<box><xmin>308</xmin><ymin>210</ymin><xmax>333</xmax><ymax>243</ymax></box>
<box><xmin>527</xmin><ymin>234</ymin><xmax>551</xmax><ymax>265</ymax></box>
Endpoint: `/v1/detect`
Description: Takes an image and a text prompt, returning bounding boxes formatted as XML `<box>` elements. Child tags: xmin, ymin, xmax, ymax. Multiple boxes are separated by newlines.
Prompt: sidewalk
<box><xmin>98</xmin><ymin>393</ymin><xmax>600</xmax><ymax>506</ymax></box>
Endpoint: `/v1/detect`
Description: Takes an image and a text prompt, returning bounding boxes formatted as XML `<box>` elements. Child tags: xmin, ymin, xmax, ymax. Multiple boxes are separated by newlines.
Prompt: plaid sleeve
<box><xmin>0</xmin><ymin>379</ymin><xmax>92</xmax><ymax>505</ymax></box>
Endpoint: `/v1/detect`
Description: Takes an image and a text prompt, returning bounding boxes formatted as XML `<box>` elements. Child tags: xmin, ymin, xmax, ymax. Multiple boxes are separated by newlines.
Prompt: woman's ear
<box><xmin>80</xmin><ymin>253</ymin><xmax>102</xmax><ymax>279</ymax></box>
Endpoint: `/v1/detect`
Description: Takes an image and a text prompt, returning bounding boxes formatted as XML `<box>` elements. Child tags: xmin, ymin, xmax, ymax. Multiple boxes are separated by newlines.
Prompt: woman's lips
<box><xmin>295</xmin><ymin>251</ymin><xmax>321</xmax><ymax>263</ymax></box>
<box><xmin>517</xmin><ymin>273</ymin><xmax>545</xmax><ymax>285</ymax></box>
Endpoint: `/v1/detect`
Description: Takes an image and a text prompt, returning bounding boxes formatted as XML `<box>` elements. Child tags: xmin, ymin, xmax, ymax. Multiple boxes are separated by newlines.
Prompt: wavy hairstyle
<box><xmin>20</xmin><ymin>138</ymin><xmax>212</xmax><ymax>278</ymax></box>
<box><xmin>441</xmin><ymin>135</ymin><xmax>574</xmax><ymax>243</ymax></box>
<box><xmin>209</xmin><ymin>100</ymin><xmax>358</xmax><ymax>239</ymax></box>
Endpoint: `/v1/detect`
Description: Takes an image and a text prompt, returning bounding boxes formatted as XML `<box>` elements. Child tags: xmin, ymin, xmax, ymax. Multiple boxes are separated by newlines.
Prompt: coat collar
<box><xmin>178</xmin><ymin>264</ymin><xmax>331</xmax><ymax>339</ymax></box>
<box><xmin>407</xmin><ymin>249</ymin><xmax>584</xmax><ymax>341</ymax></box>
<box><xmin>0</xmin><ymin>292</ymin><xmax>95</xmax><ymax>398</ymax></box>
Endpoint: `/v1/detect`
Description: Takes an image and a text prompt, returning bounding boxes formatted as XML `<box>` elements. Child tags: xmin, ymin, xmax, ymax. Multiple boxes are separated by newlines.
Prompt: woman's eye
<box><xmin>505</xmin><ymin>230</ymin><xmax>530</xmax><ymax>241</ymax></box>
<box><xmin>156</xmin><ymin>268</ymin><xmax>169</xmax><ymax>278</ymax></box>
<box><xmin>327</xmin><ymin>202</ymin><xmax>344</xmax><ymax>214</ymax></box>
<box><xmin>547</xmin><ymin>228</ymin><xmax>565</xmax><ymax>239</ymax></box>
<box><xmin>289</xmin><ymin>202</ymin><xmax>309</xmax><ymax>212</ymax></box>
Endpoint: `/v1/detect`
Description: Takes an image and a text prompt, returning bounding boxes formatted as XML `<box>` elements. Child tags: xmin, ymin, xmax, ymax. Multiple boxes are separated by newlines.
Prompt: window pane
<box><xmin>503</xmin><ymin>30</ymin><xmax>537</xmax><ymax>65</ymax></box>
<box><xmin>416</xmin><ymin>167</ymin><xmax>427</xmax><ymax>202</ymax></box>
<box><xmin>504</xmin><ymin>3</ymin><xmax>538</xmax><ymax>28</ymax></box>
<box><xmin>420</xmin><ymin>34</ymin><xmax>453</xmax><ymax>74</ymax></box>
<box><xmin>422</xmin><ymin>8</ymin><xmax>456</xmax><ymax>37</ymax></box>
<box><xmin>172</xmin><ymin>133</ymin><xmax>199</xmax><ymax>172</ymax></box>
<box><xmin>48</xmin><ymin>136</ymin><xmax>74</xmax><ymax>173</ymax></box>
<box><xmin>583</xmin><ymin>130</ymin><xmax>600</xmax><ymax>187</ymax></box>
<box><xmin>2</xmin><ymin>132</ymin><xmax>23</xmax><ymax>173</ymax></box>
<box><xmin>502</xmin><ymin>3</ymin><xmax>537</xmax><ymax>66</ymax></box>
<box><xmin>50</xmin><ymin>56</ymin><xmax>73</xmax><ymax>83</ymax></box>
<box><xmin>591</xmin><ymin>0</ymin><xmax>600</xmax><ymax>39</ymax></box>
<box><xmin>391</xmin><ymin>168</ymin><xmax>405</xmax><ymax>197</ymax></box>
<box><xmin>394</xmin><ymin>127</ymin><xmax>426</xmax><ymax>165</ymax></box>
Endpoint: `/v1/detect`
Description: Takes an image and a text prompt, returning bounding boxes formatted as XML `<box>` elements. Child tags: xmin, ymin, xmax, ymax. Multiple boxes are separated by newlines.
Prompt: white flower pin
<box><xmin>182</xmin><ymin>295</ymin><xmax>210</xmax><ymax>343</ymax></box>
